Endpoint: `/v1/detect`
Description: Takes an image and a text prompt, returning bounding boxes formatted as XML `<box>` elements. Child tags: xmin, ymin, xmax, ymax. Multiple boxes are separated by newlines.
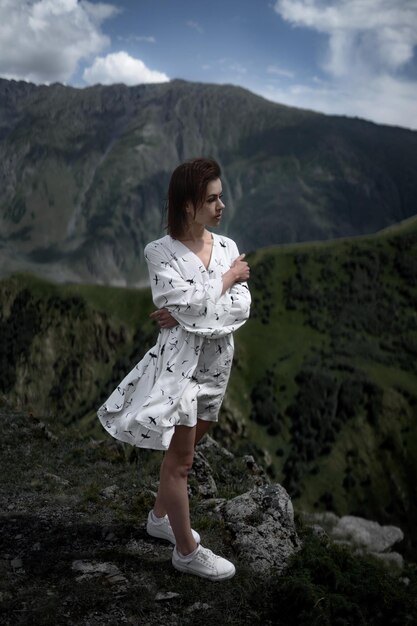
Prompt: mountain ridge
<box><xmin>1</xmin><ymin>78</ymin><xmax>417</xmax><ymax>284</ymax></box>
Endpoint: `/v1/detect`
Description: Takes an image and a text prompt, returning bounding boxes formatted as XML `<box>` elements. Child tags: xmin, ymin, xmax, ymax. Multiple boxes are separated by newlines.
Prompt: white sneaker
<box><xmin>146</xmin><ymin>511</ymin><xmax>201</xmax><ymax>545</ymax></box>
<box><xmin>172</xmin><ymin>544</ymin><xmax>236</xmax><ymax>581</ymax></box>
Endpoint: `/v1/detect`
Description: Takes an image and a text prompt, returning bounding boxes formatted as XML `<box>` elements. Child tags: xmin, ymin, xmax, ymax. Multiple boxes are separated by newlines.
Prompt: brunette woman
<box><xmin>98</xmin><ymin>158</ymin><xmax>251</xmax><ymax>580</ymax></box>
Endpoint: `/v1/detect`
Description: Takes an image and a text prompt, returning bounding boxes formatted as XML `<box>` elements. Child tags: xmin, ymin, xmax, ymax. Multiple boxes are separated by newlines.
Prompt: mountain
<box><xmin>2</xmin><ymin>214</ymin><xmax>417</xmax><ymax>560</ymax></box>
<box><xmin>1</xmin><ymin>78</ymin><xmax>417</xmax><ymax>284</ymax></box>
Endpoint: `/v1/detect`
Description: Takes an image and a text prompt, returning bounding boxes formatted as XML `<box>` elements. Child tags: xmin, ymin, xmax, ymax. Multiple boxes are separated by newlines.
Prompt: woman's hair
<box><xmin>166</xmin><ymin>157</ymin><xmax>221</xmax><ymax>238</ymax></box>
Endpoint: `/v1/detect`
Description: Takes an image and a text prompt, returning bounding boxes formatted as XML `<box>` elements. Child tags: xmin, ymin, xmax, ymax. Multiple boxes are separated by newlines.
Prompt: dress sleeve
<box><xmin>145</xmin><ymin>241</ymin><xmax>223</xmax><ymax>313</ymax></box>
<box><xmin>219</xmin><ymin>239</ymin><xmax>251</xmax><ymax>328</ymax></box>
<box><xmin>145</xmin><ymin>239</ymin><xmax>251</xmax><ymax>337</ymax></box>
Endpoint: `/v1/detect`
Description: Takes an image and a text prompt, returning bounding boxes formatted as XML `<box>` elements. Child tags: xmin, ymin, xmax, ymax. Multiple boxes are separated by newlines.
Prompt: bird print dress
<box><xmin>97</xmin><ymin>233</ymin><xmax>251</xmax><ymax>451</ymax></box>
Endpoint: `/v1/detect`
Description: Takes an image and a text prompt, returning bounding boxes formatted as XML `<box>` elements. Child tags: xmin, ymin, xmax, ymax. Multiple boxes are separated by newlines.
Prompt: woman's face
<box><xmin>191</xmin><ymin>178</ymin><xmax>225</xmax><ymax>228</ymax></box>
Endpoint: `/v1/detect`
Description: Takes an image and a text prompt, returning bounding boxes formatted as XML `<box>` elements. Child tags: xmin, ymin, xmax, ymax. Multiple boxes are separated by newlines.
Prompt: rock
<box><xmin>101</xmin><ymin>484</ymin><xmax>119</xmax><ymax>499</ymax></box>
<box><xmin>302</xmin><ymin>511</ymin><xmax>405</xmax><ymax>570</ymax></box>
<box><xmin>214</xmin><ymin>397</ymin><xmax>247</xmax><ymax>444</ymax></box>
<box><xmin>310</xmin><ymin>524</ymin><xmax>329</xmax><ymax>542</ymax></box>
<box><xmin>155</xmin><ymin>591</ymin><xmax>180</xmax><ymax>601</ymax></box>
<box><xmin>190</xmin><ymin>450</ymin><xmax>217</xmax><ymax>498</ymax></box>
<box><xmin>197</xmin><ymin>498</ymin><xmax>227</xmax><ymax>514</ymax></box>
<box><xmin>125</xmin><ymin>538</ymin><xmax>156</xmax><ymax>555</ymax></box>
<box><xmin>222</xmin><ymin>483</ymin><xmax>301</xmax><ymax>574</ymax></box>
<box><xmin>301</xmin><ymin>511</ymin><xmax>339</xmax><ymax>532</ymax></box>
<box><xmin>106</xmin><ymin>574</ymin><xmax>128</xmax><ymax>584</ymax></box>
<box><xmin>72</xmin><ymin>560</ymin><xmax>118</xmax><ymax>575</ymax></box>
<box><xmin>368</xmin><ymin>551</ymin><xmax>404</xmax><ymax>569</ymax></box>
<box><xmin>242</xmin><ymin>454</ymin><xmax>270</xmax><ymax>486</ymax></box>
<box><xmin>197</xmin><ymin>434</ymin><xmax>234</xmax><ymax>459</ymax></box>
<box><xmin>125</xmin><ymin>538</ymin><xmax>172</xmax><ymax>561</ymax></box>
<box><xmin>332</xmin><ymin>515</ymin><xmax>404</xmax><ymax>553</ymax></box>
<box><xmin>72</xmin><ymin>560</ymin><xmax>128</xmax><ymax>585</ymax></box>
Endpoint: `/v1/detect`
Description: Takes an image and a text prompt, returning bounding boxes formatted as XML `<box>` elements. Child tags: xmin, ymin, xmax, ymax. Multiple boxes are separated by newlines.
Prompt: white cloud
<box><xmin>272</xmin><ymin>0</ymin><xmax>417</xmax><ymax>129</ymax></box>
<box><xmin>82</xmin><ymin>51</ymin><xmax>169</xmax><ymax>86</ymax></box>
<box><xmin>263</xmin><ymin>74</ymin><xmax>417</xmax><ymax>129</ymax></box>
<box><xmin>267</xmin><ymin>64</ymin><xmax>295</xmax><ymax>79</ymax></box>
<box><xmin>0</xmin><ymin>0</ymin><xmax>119</xmax><ymax>84</ymax></box>
<box><xmin>82</xmin><ymin>1</ymin><xmax>119</xmax><ymax>22</ymax></box>
<box><xmin>117</xmin><ymin>35</ymin><xmax>156</xmax><ymax>44</ymax></box>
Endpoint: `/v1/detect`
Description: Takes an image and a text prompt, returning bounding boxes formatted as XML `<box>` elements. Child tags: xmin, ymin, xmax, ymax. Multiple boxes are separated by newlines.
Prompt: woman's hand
<box><xmin>230</xmin><ymin>254</ymin><xmax>250</xmax><ymax>282</ymax></box>
<box><xmin>150</xmin><ymin>308</ymin><xmax>179</xmax><ymax>329</ymax></box>
<box><xmin>221</xmin><ymin>254</ymin><xmax>250</xmax><ymax>294</ymax></box>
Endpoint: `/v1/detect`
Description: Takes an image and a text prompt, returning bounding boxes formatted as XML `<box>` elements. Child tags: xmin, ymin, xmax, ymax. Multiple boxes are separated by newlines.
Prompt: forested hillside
<box><xmin>2</xmin><ymin>215</ymin><xmax>417</xmax><ymax>558</ymax></box>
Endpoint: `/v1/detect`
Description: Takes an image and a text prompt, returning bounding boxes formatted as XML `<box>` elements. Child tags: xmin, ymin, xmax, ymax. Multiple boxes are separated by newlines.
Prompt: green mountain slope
<box><xmin>0</xmin><ymin>274</ymin><xmax>156</xmax><ymax>421</ymax></box>
<box><xmin>1</xmin><ymin>78</ymin><xmax>417</xmax><ymax>284</ymax></box>
<box><xmin>1</xmin><ymin>216</ymin><xmax>417</xmax><ymax>557</ymax></box>
<box><xmin>233</xmin><ymin>215</ymin><xmax>417</xmax><ymax>559</ymax></box>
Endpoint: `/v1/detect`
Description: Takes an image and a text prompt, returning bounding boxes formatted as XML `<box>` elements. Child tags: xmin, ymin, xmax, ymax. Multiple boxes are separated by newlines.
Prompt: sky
<box><xmin>0</xmin><ymin>0</ymin><xmax>416</xmax><ymax>130</ymax></box>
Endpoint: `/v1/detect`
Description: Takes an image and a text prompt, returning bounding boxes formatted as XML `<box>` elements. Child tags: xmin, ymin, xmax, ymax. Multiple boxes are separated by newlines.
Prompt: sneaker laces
<box><xmin>197</xmin><ymin>547</ymin><xmax>216</xmax><ymax>563</ymax></box>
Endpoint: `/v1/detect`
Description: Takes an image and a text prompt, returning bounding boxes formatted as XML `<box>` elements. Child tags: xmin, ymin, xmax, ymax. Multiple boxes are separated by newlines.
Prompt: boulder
<box><xmin>332</xmin><ymin>515</ymin><xmax>404</xmax><ymax>553</ymax></box>
<box><xmin>197</xmin><ymin>434</ymin><xmax>234</xmax><ymax>460</ymax></box>
<box><xmin>301</xmin><ymin>511</ymin><xmax>405</xmax><ymax>569</ymax></box>
<box><xmin>221</xmin><ymin>483</ymin><xmax>301</xmax><ymax>574</ymax></box>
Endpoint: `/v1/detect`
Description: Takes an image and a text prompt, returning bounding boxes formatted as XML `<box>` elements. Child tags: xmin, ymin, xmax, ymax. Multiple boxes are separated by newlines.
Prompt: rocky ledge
<box><xmin>0</xmin><ymin>409</ymin><xmax>415</xmax><ymax>625</ymax></box>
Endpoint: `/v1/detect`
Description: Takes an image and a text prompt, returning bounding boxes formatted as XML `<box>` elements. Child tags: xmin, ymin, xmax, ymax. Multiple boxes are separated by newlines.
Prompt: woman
<box><xmin>98</xmin><ymin>158</ymin><xmax>251</xmax><ymax>581</ymax></box>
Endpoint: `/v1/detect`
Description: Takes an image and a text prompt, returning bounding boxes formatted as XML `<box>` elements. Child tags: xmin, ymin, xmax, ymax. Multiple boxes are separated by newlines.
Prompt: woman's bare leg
<box><xmin>194</xmin><ymin>418</ymin><xmax>212</xmax><ymax>445</ymax></box>
<box><xmin>152</xmin><ymin>424</ymin><xmax>198</xmax><ymax>555</ymax></box>
<box><xmin>153</xmin><ymin>419</ymin><xmax>212</xmax><ymax>532</ymax></box>
<box><xmin>153</xmin><ymin>419</ymin><xmax>212</xmax><ymax>518</ymax></box>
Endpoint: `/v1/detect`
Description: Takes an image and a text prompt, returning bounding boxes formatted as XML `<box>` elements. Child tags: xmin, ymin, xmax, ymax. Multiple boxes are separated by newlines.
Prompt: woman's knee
<box><xmin>163</xmin><ymin>448</ymin><xmax>194</xmax><ymax>476</ymax></box>
<box><xmin>162</xmin><ymin>424</ymin><xmax>196</xmax><ymax>476</ymax></box>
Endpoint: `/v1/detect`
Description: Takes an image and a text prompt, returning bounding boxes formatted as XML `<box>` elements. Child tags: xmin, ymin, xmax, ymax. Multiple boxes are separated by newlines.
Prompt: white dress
<box><xmin>97</xmin><ymin>233</ymin><xmax>251</xmax><ymax>450</ymax></box>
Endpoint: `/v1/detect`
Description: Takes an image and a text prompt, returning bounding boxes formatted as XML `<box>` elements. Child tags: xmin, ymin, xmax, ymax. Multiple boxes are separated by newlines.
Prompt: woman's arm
<box><xmin>221</xmin><ymin>253</ymin><xmax>250</xmax><ymax>294</ymax></box>
<box><xmin>145</xmin><ymin>240</ymin><xmax>251</xmax><ymax>336</ymax></box>
<box><xmin>145</xmin><ymin>242</ymin><xmax>223</xmax><ymax>315</ymax></box>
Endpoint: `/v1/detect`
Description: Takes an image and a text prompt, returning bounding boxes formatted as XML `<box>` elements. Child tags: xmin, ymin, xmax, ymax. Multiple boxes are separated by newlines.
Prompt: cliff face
<box><xmin>1</xmin><ymin>78</ymin><xmax>417</xmax><ymax>284</ymax></box>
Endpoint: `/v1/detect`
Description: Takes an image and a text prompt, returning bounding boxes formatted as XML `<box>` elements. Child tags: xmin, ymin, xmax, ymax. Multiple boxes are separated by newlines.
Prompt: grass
<box><xmin>3</xmin><ymin>273</ymin><xmax>155</xmax><ymax>329</ymax></box>
<box><xmin>1</xmin><ymin>407</ymin><xmax>416</xmax><ymax>626</ymax></box>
